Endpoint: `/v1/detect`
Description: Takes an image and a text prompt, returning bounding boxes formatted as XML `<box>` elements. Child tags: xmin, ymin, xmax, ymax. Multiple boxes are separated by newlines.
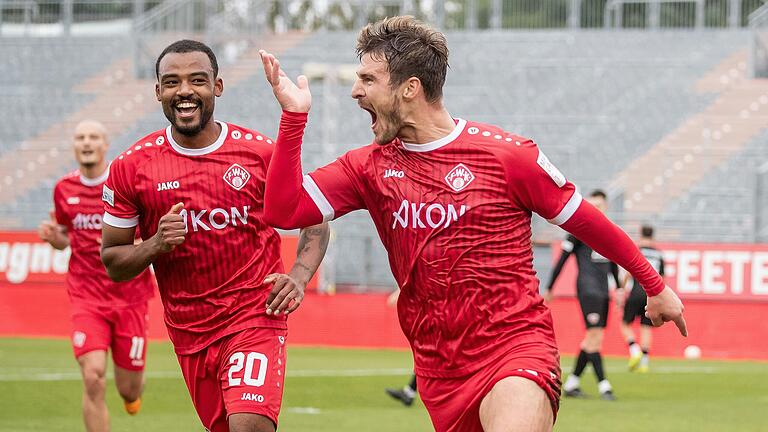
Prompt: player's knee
<box><xmin>82</xmin><ymin>366</ymin><xmax>106</xmax><ymax>398</ymax></box>
<box><xmin>228</xmin><ymin>413</ymin><xmax>275</xmax><ymax>432</ymax></box>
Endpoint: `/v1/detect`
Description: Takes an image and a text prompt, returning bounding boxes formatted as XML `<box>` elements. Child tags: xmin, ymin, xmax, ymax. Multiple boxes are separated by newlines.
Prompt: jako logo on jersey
<box><xmin>392</xmin><ymin>200</ymin><xmax>468</xmax><ymax>229</ymax></box>
<box><xmin>156</xmin><ymin>180</ymin><xmax>180</xmax><ymax>191</ymax></box>
<box><xmin>444</xmin><ymin>163</ymin><xmax>475</xmax><ymax>192</ymax></box>
<box><xmin>179</xmin><ymin>206</ymin><xmax>250</xmax><ymax>232</ymax></box>
<box><xmin>223</xmin><ymin>164</ymin><xmax>251</xmax><ymax>191</ymax></box>
<box><xmin>72</xmin><ymin>213</ymin><xmax>102</xmax><ymax>230</ymax></box>
<box><xmin>66</xmin><ymin>196</ymin><xmax>80</xmax><ymax>205</ymax></box>
<box><xmin>241</xmin><ymin>393</ymin><xmax>265</xmax><ymax>402</ymax></box>
<box><xmin>383</xmin><ymin>169</ymin><xmax>404</xmax><ymax>179</ymax></box>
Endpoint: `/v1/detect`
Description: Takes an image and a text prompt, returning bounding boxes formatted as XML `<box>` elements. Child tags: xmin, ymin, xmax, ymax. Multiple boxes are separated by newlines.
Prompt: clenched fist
<box><xmin>152</xmin><ymin>202</ymin><xmax>186</xmax><ymax>253</ymax></box>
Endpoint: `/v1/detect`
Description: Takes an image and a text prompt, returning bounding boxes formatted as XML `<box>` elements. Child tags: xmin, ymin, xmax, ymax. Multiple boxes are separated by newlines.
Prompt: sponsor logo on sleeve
<box><xmin>102</xmin><ymin>185</ymin><xmax>115</xmax><ymax>207</ymax></box>
<box><xmin>536</xmin><ymin>150</ymin><xmax>566</xmax><ymax>188</ymax></box>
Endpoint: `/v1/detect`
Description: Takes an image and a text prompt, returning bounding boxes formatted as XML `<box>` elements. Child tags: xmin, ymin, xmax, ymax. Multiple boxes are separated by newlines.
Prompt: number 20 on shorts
<box><xmin>228</xmin><ymin>352</ymin><xmax>268</xmax><ymax>387</ymax></box>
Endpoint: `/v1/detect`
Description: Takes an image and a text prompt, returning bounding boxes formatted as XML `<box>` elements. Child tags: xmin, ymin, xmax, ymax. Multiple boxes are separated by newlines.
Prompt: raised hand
<box><xmin>645</xmin><ymin>286</ymin><xmax>688</xmax><ymax>337</ymax></box>
<box><xmin>152</xmin><ymin>202</ymin><xmax>186</xmax><ymax>253</ymax></box>
<box><xmin>259</xmin><ymin>49</ymin><xmax>311</xmax><ymax>113</ymax></box>
<box><xmin>263</xmin><ymin>273</ymin><xmax>305</xmax><ymax>315</ymax></box>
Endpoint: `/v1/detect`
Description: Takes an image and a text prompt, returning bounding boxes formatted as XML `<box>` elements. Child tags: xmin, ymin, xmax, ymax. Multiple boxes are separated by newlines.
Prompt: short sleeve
<box><xmin>503</xmin><ymin>139</ymin><xmax>582</xmax><ymax>226</ymax></box>
<box><xmin>102</xmin><ymin>158</ymin><xmax>140</xmax><ymax>228</ymax></box>
<box><xmin>304</xmin><ymin>152</ymin><xmax>367</xmax><ymax>221</ymax></box>
<box><xmin>52</xmin><ymin>183</ymin><xmax>69</xmax><ymax>228</ymax></box>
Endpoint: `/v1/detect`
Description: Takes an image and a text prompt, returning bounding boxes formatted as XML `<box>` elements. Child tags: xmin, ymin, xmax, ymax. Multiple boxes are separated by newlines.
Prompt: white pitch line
<box><xmin>0</xmin><ymin>368</ymin><xmax>413</xmax><ymax>382</ymax></box>
<box><xmin>284</xmin><ymin>407</ymin><xmax>321</xmax><ymax>415</ymax></box>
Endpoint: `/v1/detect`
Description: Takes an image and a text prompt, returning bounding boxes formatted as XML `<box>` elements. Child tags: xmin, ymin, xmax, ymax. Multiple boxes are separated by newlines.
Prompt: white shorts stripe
<box><xmin>547</xmin><ymin>191</ymin><xmax>583</xmax><ymax>226</ymax></box>
<box><xmin>302</xmin><ymin>175</ymin><xmax>335</xmax><ymax>222</ymax></box>
<box><xmin>102</xmin><ymin>212</ymin><xmax>139</xmax><ymax>228</ymax></box>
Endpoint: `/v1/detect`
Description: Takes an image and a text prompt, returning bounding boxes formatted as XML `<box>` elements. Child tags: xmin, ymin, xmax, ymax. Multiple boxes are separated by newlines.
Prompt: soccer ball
<box><xmin>684</xmin><ymin>345</ymin><xmax>701</xmax><ymax>359</ymax></box>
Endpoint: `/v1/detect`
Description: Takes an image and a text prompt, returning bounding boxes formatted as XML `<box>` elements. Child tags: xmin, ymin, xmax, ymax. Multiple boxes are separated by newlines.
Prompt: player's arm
<box><xmin>260</xmin><ymin>49</ymin><xmax>363</xmax><ymax>229</ymax></box>
<box><xmin>41</xmin><ymin>188</ymin><xmax>71</xmax><ymax>250</ymax></box>
<box><xmin>546</xmin><ymin>237</ymin><xmax>575</xmax><ymax>289</ymax></box>
<box><xmin>543</xmin><ymin>236</ymin><xmax>575</xmax><ymax>302</ymax></box>
<box><xmin>263</xmin><ymin>223</ymin><xmax>330</xmax><ymax>315</ymax></box>
<box><xmin>560</xmin><ymin>202</ymin><xmax>685</xmax><ymax>335</ymax></box>
<box><xmin>101</xmin><ymin>203</ymin><xmax>185</xmax><ymax>281</ymax></box>
<box><xmin>504</xmin><ymin>140</ymin><xmax>686</xmax><ymax>335</ymax></box>
<box><xmin>611</xmin><ymin>262</ymin><xmax>620</xmax><ymax>287</ymax></box>
<box><xmin>39</xmin><ymin>210</ymin><xmax>69</xmax><ymax>250</ymax></box>
<box><xmin>259</xmin><ymin>49</ymin><xmax>324</xmax><ymax>229</ymax></box>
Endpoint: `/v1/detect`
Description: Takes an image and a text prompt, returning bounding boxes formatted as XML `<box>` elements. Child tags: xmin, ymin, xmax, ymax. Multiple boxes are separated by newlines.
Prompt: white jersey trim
<box><xmin>547</xmin><ymin>191</ymin><xmax>582</xmax><ymax>226</ymax></box>
<box><xmin>79</xmin><ymin>165</ymin><xmax>110</xmax><ymax>187</ymax></box>
<box><xmin>302</xmin><ymin>174</ymin><xmax>335</xmax><ymax>222</ymax></box>
<box><xmin>103</xmin><ymin>212</ymin><xmax>139</xmax><ymax>228</ymax></box>
<box><xmin>166</xmin><ymin>120</ymin><xmax>228</xmax><ymax>156</ymax></box>
<box><xmin>401</xmin><ymin>118</ymin><xmax>466</xmax><ymax>153</ymax></box>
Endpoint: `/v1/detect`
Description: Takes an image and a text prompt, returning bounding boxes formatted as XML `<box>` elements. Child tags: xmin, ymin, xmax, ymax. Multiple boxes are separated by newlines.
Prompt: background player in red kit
<box><xmin>38</xmin><ymin>120</ymin><xmax>155</xmax><ymax>432</ymax></box>
<box><xmin>100</xmin><ymin>40</ymin><xmax>329</xmax><ymax>432</ymax></box>
<box><xmin>259</xmin><ymin>16</ymin><xmax>687</xmax><ymax>432</ymax></box>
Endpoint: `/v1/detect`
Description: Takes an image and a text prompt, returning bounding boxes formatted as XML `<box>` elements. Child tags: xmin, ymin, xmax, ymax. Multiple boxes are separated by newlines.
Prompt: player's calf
<box><xmin>115</xmin><ymin>366</ymin><xmax>144</xmax><ymax>403</ymax></box>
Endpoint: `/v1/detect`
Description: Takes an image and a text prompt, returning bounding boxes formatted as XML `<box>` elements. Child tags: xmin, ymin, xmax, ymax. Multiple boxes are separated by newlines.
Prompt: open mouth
<box><xmin>360</xmin><ymin>104</ymin><xmax>377</xmax><ymax>129</ymax></box>
<box><xmin>174</xmin><ymin>100</ymin><xmax>200</xmax><ymax>119</ymax></box>
<box><xmin>80</xmin><ymin>150</ymin><xmax>94</xmax><ymax>157</ymax></box>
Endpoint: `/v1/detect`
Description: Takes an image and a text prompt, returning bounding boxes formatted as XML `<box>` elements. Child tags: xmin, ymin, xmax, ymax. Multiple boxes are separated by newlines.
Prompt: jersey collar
<box><xmin>166</xmin><ymin>120</ymin><xmax>228</xmax><ymax>156</ymax></box>
<box><xmin>79</xmin><ymin>165</ymin><xmax>110</xmax><ymax>186</ymax></box>
<box><xmin>401</xmin><ymin>118</ymin><xmax>466</xmax><ymax>153</ymax></box>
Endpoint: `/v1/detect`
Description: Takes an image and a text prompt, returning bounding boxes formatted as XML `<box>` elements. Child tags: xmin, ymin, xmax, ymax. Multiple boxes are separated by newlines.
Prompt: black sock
<box><xmin>573</xmin><ymin>350</ymin><xmax>589</xmax><ymax>376</ymax></box>
<box><xmin>408</xmin><ymin>374</ymin><xmax>417</xmax><ymax>391</ymax></box>
<box><xmin>642</xmin><ymin>349</ymin><xmax>649</xmax><ymax>355</ymax></box>
<box><xmin>587</xmin><ymin>352</ymin><xmax>606</xmax><ymax>382</ymax></box>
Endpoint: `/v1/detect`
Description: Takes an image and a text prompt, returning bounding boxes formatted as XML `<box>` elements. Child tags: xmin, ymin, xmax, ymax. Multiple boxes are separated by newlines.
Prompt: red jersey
<box><xmin>102</xmin><ymin>122</ymin><xmax>286</xmax><ymax>355</ymax></box>
<box><xmin>304</xmin><ymin>119</ymin><xmax>580</xmax><ymax>378</ymax></box>
<box><xmin>53</xmin><ymin>169</ymin><xmax>154</xmax><ymax>307</ymax></box>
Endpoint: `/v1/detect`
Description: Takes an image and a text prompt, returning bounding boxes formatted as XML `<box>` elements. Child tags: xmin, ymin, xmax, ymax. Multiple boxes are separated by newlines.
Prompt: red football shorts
<box><xmin>176</xmin><ymin>327</ymin><xmax>288</xmax><ymax>432</ymax></box>
<box><xmin>417</xmin><ymin>342</ymin><xmax>561</xmax><ymax>432</ymax></box>
<box><xmin>70</xmin><ymin>301</ymin><xmax>149</xmax><ymax>371</ymax></box>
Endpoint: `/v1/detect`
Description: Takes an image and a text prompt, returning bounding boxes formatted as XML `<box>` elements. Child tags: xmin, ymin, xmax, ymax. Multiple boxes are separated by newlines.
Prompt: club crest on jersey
<box><xmin>73</xmin><ymin>331</ymin><xmax>86</xmax><ymax>348</ymax></box>
<box><xmin>223</xmin><ymin>164</ymin><xmax>251</xmax><ymax>191</ymax></box>
<box><xmin>444</xmin><ymin>163</ymin><xmax>475</xmax><ymax>192</ymax></box>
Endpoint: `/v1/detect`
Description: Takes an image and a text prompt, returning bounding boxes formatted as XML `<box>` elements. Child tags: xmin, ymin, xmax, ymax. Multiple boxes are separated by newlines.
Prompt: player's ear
<box><xmin>402</xmin><ymin>77</ymin><xmax>421</xmax><ymax>101</ymax></box>
<box><xmin>214</xmin><ymin>77</ymin><xmax>223</xmax><ymax>97</ymax></box>
<box><xmin>155</xmin><ymin>82</ymin><xmax>161</xmax><ymax>102</ymax></box>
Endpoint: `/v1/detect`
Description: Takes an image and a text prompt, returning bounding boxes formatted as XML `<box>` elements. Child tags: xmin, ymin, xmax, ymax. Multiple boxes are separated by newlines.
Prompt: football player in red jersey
<box><xmin>100</xmin><ymin>40</ymin><xmax>329</xmax><ymax>432</ymax></box>
<box><xmin>38</xmin><ymin>120</ymin><xmax>155</xmax><ymax>432</ymax></box>
<box><xmin>259</xmin><ymin>16</ymin><xmax>687</xmax><ymax>432</ymax></box>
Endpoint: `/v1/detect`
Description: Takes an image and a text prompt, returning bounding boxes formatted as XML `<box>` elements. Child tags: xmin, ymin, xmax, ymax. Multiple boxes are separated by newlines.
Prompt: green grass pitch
<box><xmin>0</xmin><ymin>338</ymin><xmax>765</xmax><ymax>431</ymax></box>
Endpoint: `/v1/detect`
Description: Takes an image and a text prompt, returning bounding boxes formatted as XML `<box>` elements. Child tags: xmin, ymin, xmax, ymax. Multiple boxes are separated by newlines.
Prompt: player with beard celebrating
<box><xmin>259</xmin><ymin>17</ymin><xmax>687</xmax><ymax>432</ymax></box>
<box><xmin>100</xmin><ymin>40</ymin><xmax>329</xmax><ymax>432</ymax></box>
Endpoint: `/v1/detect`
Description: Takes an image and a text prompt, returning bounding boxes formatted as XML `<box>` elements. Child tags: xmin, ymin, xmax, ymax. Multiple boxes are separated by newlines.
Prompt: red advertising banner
<box><xmin>0</xmin><ymin>231</ymin><xmax>317</xmax><ymax>290</ymax></box>
<box><xmin>549</xmin><ymin>241</ymin><xmax>768</xmax><ymax>301</ymax></box>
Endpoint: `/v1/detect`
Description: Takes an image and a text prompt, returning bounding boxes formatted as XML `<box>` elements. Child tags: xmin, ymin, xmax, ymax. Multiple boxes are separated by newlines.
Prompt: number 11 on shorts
<box><xmin>228</xmin><ymin>352</ymin><xmax>268</xmax><ymax>387</ymax></box>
